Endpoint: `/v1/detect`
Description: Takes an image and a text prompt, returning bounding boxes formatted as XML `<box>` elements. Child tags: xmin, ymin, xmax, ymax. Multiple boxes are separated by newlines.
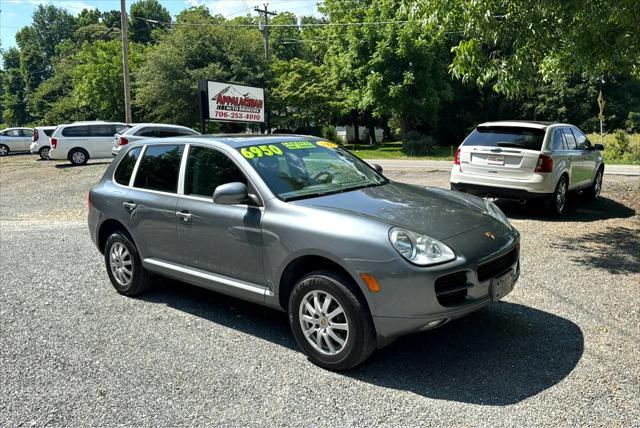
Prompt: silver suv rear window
<box><xmin>464</xmin><ymin>126</ymin><xmax>545</xmax><ymax>151</ymax></box>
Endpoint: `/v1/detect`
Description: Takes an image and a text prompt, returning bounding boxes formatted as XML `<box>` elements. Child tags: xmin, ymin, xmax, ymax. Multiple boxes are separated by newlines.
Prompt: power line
<box><xmin>129</xmin><ymin>18</ymin><xmax>410</xmax><ymax>28</ymax></box>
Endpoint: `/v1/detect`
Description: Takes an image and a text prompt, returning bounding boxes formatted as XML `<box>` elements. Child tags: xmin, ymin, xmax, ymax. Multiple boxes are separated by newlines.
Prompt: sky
<box><xmin>0</xmin><ymin>0</ymin><xmax>321</xmax><ymax>50</ymax></box>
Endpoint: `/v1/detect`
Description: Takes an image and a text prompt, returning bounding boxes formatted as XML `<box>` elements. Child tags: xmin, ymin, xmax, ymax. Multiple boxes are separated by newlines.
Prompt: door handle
<box><xmin>123</xmin><ymin>201</ymin><xmax>137</xmax><ymax>211</ymax></box>
<box><xmin>176</xmin><ymin>211</ymin><xmax>192</xmax><ymax>222</ymax></box>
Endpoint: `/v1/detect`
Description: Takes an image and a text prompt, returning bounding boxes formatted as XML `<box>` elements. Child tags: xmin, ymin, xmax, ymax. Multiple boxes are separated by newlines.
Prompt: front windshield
<box><xmin>237</xmin><ymin>140</ymin><xmax>387</xmax><ymax>201</ymax></box>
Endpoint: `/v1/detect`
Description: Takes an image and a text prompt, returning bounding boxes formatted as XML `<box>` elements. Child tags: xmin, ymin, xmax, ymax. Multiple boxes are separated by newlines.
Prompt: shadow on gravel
<box><xmin>550</xmin><ymin>226</ymin><xmax>640</xmax><ymax>274</ymax></box>
<box><xmin>142</xmin><ymin>281</ymin><xmax>582</xmax><ymax>406</ymax></box>
<box><xmin>55</xmin><ymin>161</ymin><xmax>111</xmax><ymax>169</ymax></box>
<box><xmin>351</xmin><ymin>303</ymin><xmax>583</xmax><ymax>405</ymax></box>
<box><xmin>498</xmin><ymin>196</ymin><xmax>635</xmax><ymax>222</ymax></box>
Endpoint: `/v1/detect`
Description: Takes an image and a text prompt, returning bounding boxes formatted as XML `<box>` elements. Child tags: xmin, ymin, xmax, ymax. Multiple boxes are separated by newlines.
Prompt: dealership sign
<box><xmin>205</xmin><ymin>81</ymin><xmax>265</xmax><ymax>123</ymax></box>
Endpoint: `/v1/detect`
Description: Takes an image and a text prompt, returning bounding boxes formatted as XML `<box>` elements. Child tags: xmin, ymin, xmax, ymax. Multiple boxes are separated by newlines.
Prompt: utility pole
<box><xmin>254</xmin><ymin>4</ymin><xmax>276</xmax><ymax>62</ymax></box>
<box><xmin>120</xmin><ymin>0</ymin><xmax>132</xmax><ymax>124</ymax></box>
<box><xmin>254</xmin><ymin>4</ymin><xmax>276</xmax><ymax>133</ymax></box>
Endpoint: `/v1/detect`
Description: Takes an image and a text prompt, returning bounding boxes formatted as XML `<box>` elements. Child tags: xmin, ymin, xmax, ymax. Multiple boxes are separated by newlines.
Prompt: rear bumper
<box><xmin>48</xmin><ymin>148</ymin><xmax>69</xmax><ymax>160</ymax></box>
<box><xmin>450</xmin><ymin>165</ymin><xmax>556</xmax><ymax>199</ymax></box>
<box><xmin>30</xmin><ymin>142</ymin><xmax>40</xmax><ymax>153</ymax></box>
<box><xmin>450</xmin><ymin>182</ymin><xmax>550</xmax><ymax>200</ymax></box>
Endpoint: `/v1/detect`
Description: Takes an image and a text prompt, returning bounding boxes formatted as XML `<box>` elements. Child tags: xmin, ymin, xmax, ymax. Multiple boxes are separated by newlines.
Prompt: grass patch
<box><xmin>344</xmin><ymin>142</ymin><xmax>454</xmax><ymax>160</ymax></box>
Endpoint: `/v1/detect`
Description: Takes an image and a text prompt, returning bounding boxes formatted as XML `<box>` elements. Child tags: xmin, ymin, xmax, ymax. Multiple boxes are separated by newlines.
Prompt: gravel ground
<box><xmin>1</xmin><ymin>153</ymin><xmax>639</xmax><ymax>426</ymax></box>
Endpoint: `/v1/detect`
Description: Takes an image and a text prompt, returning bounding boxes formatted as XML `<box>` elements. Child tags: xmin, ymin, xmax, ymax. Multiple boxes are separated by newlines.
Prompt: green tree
<box><xmin>270</xmin><ymin>58</ymin><xmax>337</xmax><ymax>130</ymax></box>
<box><xmin>321</xmin><ymin>0</ymin><xmax>452</xmax><ymax>146</ymax></box>
<box><xmin>2</xmin><ymin>48</ymin><xmax>29</xmax><ymax>125</ymax></box>
<box><xmin>416</xmin><ymin>0</ymin><xmax>640</xmax><ymax>96</ymax></box>
<box><xmin>72</xmin><ymin>40</ymin><xmax>143</xmax><ymax>121</ymax></box>
<box><xmin>135</xmin><ymin>7</ymin><xmax>264</xmax><ymax>127</ymax></box>
<box><xmin>129</xmin><ymin>0</ymin><xmax>171</xmax><ymax>44</ymax></box>
<box><xmin>269</xmin><ymin>12</ymin><xmax>303</xmax><ymax>61</ymax></box>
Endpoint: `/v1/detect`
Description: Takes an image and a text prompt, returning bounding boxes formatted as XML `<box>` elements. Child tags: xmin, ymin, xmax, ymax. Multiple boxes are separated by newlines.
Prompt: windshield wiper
<box><xmin>283</xmin><ymin>181</ymin><xmax>385</xmax><ymax>202</ymax></box>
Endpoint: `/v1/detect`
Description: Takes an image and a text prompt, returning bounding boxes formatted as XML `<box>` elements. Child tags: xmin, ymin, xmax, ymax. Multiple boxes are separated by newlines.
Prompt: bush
<box><xmin>402</xmin><ymin>131</ymin><xmax>436</xmax><ymax>156</ymax></box>
<box><xmin>321</xmin><ymin>125</ymin><xmax>339</xmax><ymax>142</ymax></box>
<box><xmin>580</xmin><ymin>117</ymin><xmax>601</xmax><ymax>134</ymax></box>
<box><xmin>626</xmin><ymin>112</ymin><xmax>640</xmax><ymax>133</ymax></box>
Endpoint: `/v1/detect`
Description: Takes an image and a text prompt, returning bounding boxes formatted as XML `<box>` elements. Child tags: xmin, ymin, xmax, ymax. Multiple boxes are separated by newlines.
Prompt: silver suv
<box><xmin>450</xmin><ymin>121</ymin><xmax>605</xmax><ymax>214</ymax></box>
<box><xmin>89</xmin><ymin>135</ymin><xmax>520</xmax><ymax>370</ymax></box>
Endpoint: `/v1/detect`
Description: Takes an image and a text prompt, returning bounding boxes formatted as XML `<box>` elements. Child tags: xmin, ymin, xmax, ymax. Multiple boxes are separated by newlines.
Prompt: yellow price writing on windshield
<box><xmin>240</xmin><ymin>144</ymin><xmax>284</xmax><ymax>159</ymax></box>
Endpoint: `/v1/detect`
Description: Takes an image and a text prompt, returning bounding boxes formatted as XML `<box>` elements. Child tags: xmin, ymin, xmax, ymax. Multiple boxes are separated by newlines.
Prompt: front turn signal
<box><xmin>360</xmin><ymin>273</ymin><xmax>381</xmax><ymax>293</ymax></box>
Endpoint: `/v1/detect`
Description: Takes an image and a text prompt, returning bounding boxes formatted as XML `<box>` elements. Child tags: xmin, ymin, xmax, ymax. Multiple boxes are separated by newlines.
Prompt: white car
<box><xmin>29</xmin><ymin>126</ymin><xmax>57</xmax><ymax>160</ymax></box>
<box><xmin>49</xmin><ymin>121</ymin><xmax>130</xmax><ymax>166</ymax></box>
<box><xmin>0</xmin><ymin>127</ymin><xmax>34</xmax><ymax>156</ymax></box>
<box><xmin>111</xmin><ymin>123</ymin><xmax>199</xmax><ymax>157</ymax></box>
<box><xmin>450</xmin><ymin>121</ymin><xmax>605</xmax><ymax>215</ymax></box>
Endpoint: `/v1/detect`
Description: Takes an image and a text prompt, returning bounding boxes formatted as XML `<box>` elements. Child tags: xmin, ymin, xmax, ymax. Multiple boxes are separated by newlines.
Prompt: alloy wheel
<box><xmin>40</xmin><ymin>147</ymin><xmax>50</xmax><ymax>160</ymax></box>
<box><xmin>0</xmin><ymin>146</ymin><xmax>8</xmax><ymax>156</ymax></box>
<box><xmin>72</xmin><ymin>151</ymin><xmax>86</xmax><ymax>165</ymax></box>
<box><xmin>109</xmin><ymin>242</ymin><xmax>133</xmax><ymax>286</ymax></box>
<box><xmin>594</xmin><ymin>170</ymin><xmax>602</xmax><ymax>198</ymax></box>
<box><xmin>556</xmin><ymin>179</ymin><xmax>567</xmax><ymax>213</ymax></box>
<box><xmin>298</xmin><ymin>290</ymin><xmax>349</xmax><ymax>355</ymax></box>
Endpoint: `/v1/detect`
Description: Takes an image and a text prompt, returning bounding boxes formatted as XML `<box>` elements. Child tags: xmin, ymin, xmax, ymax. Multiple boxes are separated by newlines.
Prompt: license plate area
<box><xmin>490</xmin><ymin>270</ymin><xmax>514</xmax><ymax>302</ymax></box>
<box><xmin>486</xmin><ymin>154</ymin><xmax>504</xmax><ymax>165</ymax></box>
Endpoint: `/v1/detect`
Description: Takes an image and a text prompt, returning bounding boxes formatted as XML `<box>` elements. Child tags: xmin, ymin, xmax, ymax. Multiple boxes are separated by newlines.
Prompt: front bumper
<box><xmin>352</xmin><ymin>228</ymin><xmax>520</xmax><ymax>346</ymax></box>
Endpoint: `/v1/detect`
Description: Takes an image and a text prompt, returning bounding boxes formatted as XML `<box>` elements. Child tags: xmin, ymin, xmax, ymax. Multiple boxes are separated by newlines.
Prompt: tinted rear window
<box><xmin>62</xmin><ymin>126</ymin><xmax>89</xmax><ymax>137</ymax></box>
<box><xmin>464</xmin><ymin>127</ymin><xmax>545</xmax><ymax>151</ymax></box>
<box><xmin>133</xmin><ymin>145</ymin><xmax>184</xmax><ymax>193</ymax></box>
<box><xmin>43</xmin><ymin>129</ymin><xmax>55</xmax><ymax>137</ymax></box>
<box><xmin>114</xmin><ymin>147</ymin><xmax>142</xmax><ymax>185</ymax></box>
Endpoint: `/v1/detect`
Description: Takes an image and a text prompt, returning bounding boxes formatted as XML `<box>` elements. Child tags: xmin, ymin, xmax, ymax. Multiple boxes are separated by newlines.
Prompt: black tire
<box><xmin>548</xmin><ymin>175</ymin><xmax>569</xmax><ymax>215</ymax></box>
<box><xmin>104</xmin><ymin>232</ymin><xmax>153</xmax><ymax>296</ymax></box>
<box><xmin>585</xmin><ymin>167</ymin><xmax>604</xmax><ymax>200</ymax></box>
<box><xmin>69</xmin><ymin>148</ymin><xmax>89</xmax><ymax>166</ymax></box>
<box><xmin>38</xmin><ymin>146</ymin><xmax>50</xmax><ymax>160</ymax></box>
<box><xmin>0</xmin><ymin>144</ymin><xmax>9</xmax><ymax>156</ymax></box>
<box><xmin>288</xmin><ymin>270</ymin><xmax>376</xmax><ymax>371</ymax></box>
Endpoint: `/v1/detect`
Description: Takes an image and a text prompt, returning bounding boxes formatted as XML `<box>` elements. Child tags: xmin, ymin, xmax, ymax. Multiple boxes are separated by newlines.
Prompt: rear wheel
<box><xmin>104</xmin><ymin>232</ymin><xmax>153</xmax><ymax>296</ymax></box>
<box><xmin>38</xmin><ymin>146</ymin><xmax>50</xmax><ymax>160</ymax></box>
<box><xmin>69</xmin><ymin>148</ymin><xmax>88</xmax><ymax>166</ymax></box>
<box><xmin>549</xmin><ymin>175</ymin><xmax>569</xmax><ymax>215</ymax></box>
<box><xmin>585</xmin><ymin>168</ymin><xmax>603</xmax><ymax>200</ymax></box>
<box><xmin>0</xmin><ymin>144</ymin><xmax>9</xmax><ymax>156</ymax></box>
<box><xmin>288</xmin><ymin>271</ymin><xmax>376</xmax><ymax>370</ymax></box>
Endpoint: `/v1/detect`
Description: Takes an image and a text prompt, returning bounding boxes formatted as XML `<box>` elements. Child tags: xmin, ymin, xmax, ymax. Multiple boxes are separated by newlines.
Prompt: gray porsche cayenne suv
<box><xmin>88</xmin><ymin>135</ymin><xmax>520</xmax><ymax>370</ymax></box>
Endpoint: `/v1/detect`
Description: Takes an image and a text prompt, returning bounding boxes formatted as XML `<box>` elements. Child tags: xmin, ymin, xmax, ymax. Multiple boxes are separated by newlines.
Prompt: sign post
<box><xmin>198</xmin><ymin>80</ymin><xmax>265</xmax><ymax>133</ymax></box>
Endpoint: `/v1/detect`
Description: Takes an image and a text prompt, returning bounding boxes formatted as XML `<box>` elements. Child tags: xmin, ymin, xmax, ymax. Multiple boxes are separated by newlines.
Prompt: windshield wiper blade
<box><xmin>283</xmin><ymin>182</ymin><xmax>384</xmax><ymax>202</ymax></box>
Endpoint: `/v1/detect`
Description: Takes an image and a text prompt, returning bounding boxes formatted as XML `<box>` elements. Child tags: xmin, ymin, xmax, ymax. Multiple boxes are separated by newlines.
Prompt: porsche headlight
<box><xmin>485</xmin><ymin>199</ymin><xmax>511</xmax><ymax>228</ymax></box>
<box><xmin>389</xmin><ymin>227</ymin><xmax>456</xmax><ymax>266</ymax></box>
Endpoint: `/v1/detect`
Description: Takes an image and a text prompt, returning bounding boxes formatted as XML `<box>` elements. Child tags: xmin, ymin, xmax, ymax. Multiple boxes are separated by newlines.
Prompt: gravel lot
<box><xmin>1</xmin><ymin>153</ymin><xmax>639</xmax><ymax>426</ymax></box>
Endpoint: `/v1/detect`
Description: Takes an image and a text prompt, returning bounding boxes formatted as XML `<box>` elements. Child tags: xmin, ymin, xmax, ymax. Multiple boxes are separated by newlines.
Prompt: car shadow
<box><xmin>497</xmin><ymin>196</ymin><xmax>636</xmax><ymax>222</ymax></box>
<box><xmin>550</xmin><ymin>225</ymin><xmax>640</xmax><ymax>274</ymax></box>
<box><xmin>141</xmin><ymin>279</ymin><xmax>583</xmax><ymax>405</ymax></box>
<box><xmin>54</xmin><ymin>161</ymin><xmax>111</xmax><ymax>169</ymax></box>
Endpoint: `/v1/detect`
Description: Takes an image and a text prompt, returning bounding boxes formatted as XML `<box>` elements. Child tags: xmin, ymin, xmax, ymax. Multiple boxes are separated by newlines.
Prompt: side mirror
<box><xmin>593</xmin><ymin>143</ymin><xmax>604</xmax><ymax>151</ymax></box>
<box><xmin>371</xmin><ymin>163</ymin><xmax>384</xmax><ymax>174</ymax></box>
<box><xmin>213</xmin><ymin>182</ymin><xmax>248</xmax><ymax>205</ymax></box>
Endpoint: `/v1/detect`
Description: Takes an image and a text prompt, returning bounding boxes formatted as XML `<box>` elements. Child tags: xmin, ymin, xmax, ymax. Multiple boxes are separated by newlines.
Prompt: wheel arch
<box><xmin>67</xmin><ymin>147</ymin><xmax>90</xmax><ymax>161</ymax></box>
<box><xmin>97</xmin><ymin>219</ymin><xmax>135</xmax><ymax>254</ymax></box>
<box><xmin>277</xmin><ymin>254</ymin><xmax>371</xmax><ymax>315</ymax></box>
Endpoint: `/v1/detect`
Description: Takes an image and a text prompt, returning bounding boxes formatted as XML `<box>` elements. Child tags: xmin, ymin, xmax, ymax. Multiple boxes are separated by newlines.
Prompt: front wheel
<box><xmin>288</xmin><ymin>271</ymin><xmax>376</xmax><ymax>370</ymax></box>
<box><xmin>585</xmin><ymin>168</ymin><xmax>603</xmax><ymax>200</ymax></box>
<box><xmin>104</xmin><ymin>232</ymin><xmax>153</xmax><ymax>296</ymax></box>
<box><xmin>38</xmin><ymin>146</ymin><xmax>50</xmax><ymax>160</ymax></box>
<box><xmin>0</xmin><ymin>144</ymin><xmax>9</xmax><ymax>156</ymax></box>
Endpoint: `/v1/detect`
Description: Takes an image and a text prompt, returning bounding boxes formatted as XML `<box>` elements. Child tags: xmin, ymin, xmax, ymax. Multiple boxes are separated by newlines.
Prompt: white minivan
<box><xmin>49</xmin><ymin>121</ymin><xmax>130</xmax><ymax>166</ymax></box>
<box><xmin>450</xmin><ymin>121</ymin><xmax>605</xmax><ymax>215</ymax></box>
